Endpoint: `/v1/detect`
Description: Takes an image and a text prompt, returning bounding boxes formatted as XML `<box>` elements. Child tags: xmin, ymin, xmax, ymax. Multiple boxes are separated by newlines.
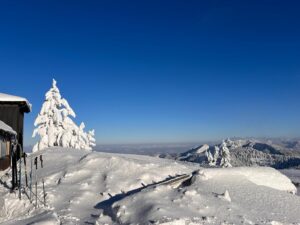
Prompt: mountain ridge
<box><xmin>159</xmin><ymin>139</ymin><xmax>300</xmax><ymax>169</ymax></box>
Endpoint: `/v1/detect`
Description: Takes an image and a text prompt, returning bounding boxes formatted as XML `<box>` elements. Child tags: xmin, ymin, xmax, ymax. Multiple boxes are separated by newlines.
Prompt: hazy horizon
<box><xmin>24</xmin><ymin>136</ymin><xmax>300</xmax><ymax>154</ymax></box>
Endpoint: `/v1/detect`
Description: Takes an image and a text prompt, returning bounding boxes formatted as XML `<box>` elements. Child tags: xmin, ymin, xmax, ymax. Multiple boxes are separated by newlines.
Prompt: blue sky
<box><xmin>0</xmin><ymin>0</ymin><xmax>299</xmax><ymax>145</ymax></box>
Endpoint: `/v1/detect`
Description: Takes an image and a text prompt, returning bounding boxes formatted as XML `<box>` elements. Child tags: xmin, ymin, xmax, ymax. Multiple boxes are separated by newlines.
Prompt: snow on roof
<box><xmin>0</xmin><ymin>120</ymin><xmax>17</xmax><ymax>136</ymax></box>
<box><xmin>0</xmin><ymin>93</ymin><xmax>31</xmax><ymax>112</ymax></box>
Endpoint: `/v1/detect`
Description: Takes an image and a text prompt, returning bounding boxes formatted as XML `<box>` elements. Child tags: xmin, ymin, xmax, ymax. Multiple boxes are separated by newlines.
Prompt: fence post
<box><xmin>18</xmin><ymin>146</ymin><xmax>22</xmax><ymax>200</ymax></box>
<box><xmin>42</xmin><ymin>178</ymin><xmax>46</xmax><ymax>206</ymax></box>
<box><xmin>29</xmin><ymin>156</ymin><xmax>33</xmax><ymax>202</ymax></box>
<box><xmin>35</xmin><ymin>156</ymin><xmax>38</xmax><ymax>208</ymax></box>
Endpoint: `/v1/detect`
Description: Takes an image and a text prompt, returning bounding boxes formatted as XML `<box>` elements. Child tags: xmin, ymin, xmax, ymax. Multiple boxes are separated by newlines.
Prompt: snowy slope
<box><xmin>0</xmin><ymin>148</ymin><xmax>299</xmax><ymax>225</ymax></box>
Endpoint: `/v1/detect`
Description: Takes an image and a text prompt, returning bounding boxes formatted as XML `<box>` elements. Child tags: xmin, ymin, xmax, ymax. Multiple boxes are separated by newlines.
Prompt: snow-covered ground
<box><xmin>0</xmin><ymin>148</ymin><xmax>300</xmax><ymax>225</ymax></box>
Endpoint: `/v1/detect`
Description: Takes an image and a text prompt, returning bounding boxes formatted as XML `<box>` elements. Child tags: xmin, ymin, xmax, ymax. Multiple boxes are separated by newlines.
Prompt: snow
<box><xmin>279</xmin><ymin>169</ymin><xmax>300</xmax><ymax>195</ymax></box>
<box><xmin>195</xmin><ymin>144</ymin><xmax>209</xmax><ymax>154</ymax></box>
<box><xmin>0</xmin><ymin>148</ymin><xmax>299</xmax><ymax>225</ymax></box>
<box><xmin>217</xmin><ymin>190</ymin><xmax>231</xmax><ymax>202</ymax></box>
<box><xmin>0</xmin><ymin>120</ymin><xmax>16</xmax><ymax>135</ymax></box>
<box><xmin>0</xmin><ymin>93</ymin><xmax>31</xmax><ymax>112</ymax></box>
<box><xmin>32</xmin><ymin>79</ymin><xmax>95</xmax><ymax>152</ymax></box>
<box><xmin>199</xmin><ymin>167</ymin><xmax>297</xmax><ymax>193</ymax></box>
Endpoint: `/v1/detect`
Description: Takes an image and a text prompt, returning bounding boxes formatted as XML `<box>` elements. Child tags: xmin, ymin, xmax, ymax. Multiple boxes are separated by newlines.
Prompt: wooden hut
<box><xmin>0</xmin><ymin>93</ymin><xmax>31</xmax><ymax>189</ymax></box>
<box><xmin>0</xmin><ymin>120</ymin><xmax>17</xmax><ymax>170</ymax></box>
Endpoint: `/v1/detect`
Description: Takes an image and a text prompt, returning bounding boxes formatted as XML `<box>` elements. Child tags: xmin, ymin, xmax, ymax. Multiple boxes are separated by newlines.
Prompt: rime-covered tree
<box><xmin>87</xmin><ymin>129</ymin><xmax>96</xmax><ymax>149</ymax></box>
<box><xmin>219</xmin><ymin>140</ymin><xmax>232</xmax><ymax>168</ymax></box>
<box><xmin>212</xmin><ymin>145</ymin><xmax>220</xmax><ymax>165</ymax></box>
<box><xmin>32</xmin><ymin>79</ymin><xmax>96</xmax><ymax>152</ymax></box>
<box><xmin>206</xmin><ymin>150</ymin><xmax>214</xmax><ymax>166</ymax></box>
<box><xmin>206</xmin><ymin>145</ymin><xmax>221</xmax><ymax>166</ymax></box>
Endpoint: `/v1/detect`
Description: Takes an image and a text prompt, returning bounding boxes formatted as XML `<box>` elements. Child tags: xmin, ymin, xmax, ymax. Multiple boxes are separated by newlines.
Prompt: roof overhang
<box><xmin>0</xmin><ymin>120</ymin><xmax>17</xmax><ymax>138</ymax></box>
<box><xmin>0</xmin><ymin>93</ymin><xmax>31</xmax><ymax>113</ymax></box>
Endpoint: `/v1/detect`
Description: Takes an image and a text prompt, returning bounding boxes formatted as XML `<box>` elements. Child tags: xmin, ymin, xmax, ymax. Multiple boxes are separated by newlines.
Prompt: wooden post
<box><xmin>29</xmin><ymin>156</ymin><xmax>33</xmax><ymax>202</ymax></box>
<box><xmin>18</xmin><ymin>146</ymin><xmax>22</xmax><ymax>200</ymax></box>
<box><xmin>23</xmin><ymin>152</ymin><xmax>28</xmax><ymax>187</ymax></box>
<box><xmin>11</xmin><ymin>148</ymin><xmax>15</xmax><ymax>190</ymax></box>
<box><xmin>35</xmin><ymin>179</ymin><xmax>37</xmax><ymax>208</ymax></box>
<box><xmin>34</xmin><ymin>156</ymin><xmax>38</xmax><ymax>208</ymax></box>
<box><xmin>35</xmin><ymin>166</ymin><xmax>37</xmax><ymax>208</ymax></box>
<box><xmin>11</xmin><ymin>143</ymin><xmax>17</xmax><ymax>190</ymax></box>
<box><xmin>40</xmin><ymin>155</ymin><xmax>43</xmax><ymax>168</ymax></box>
<box><xmin>42</xmin><ymin>178</ymin><xmax>46</xmax><ymax>206</ymax></box>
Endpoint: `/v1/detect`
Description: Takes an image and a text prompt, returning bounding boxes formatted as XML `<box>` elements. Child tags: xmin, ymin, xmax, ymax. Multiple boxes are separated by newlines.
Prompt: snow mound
<box><xmin>217</xmin><ymin>190</ymin><xmax>231</xmax><ymax>202</ymax></box>
<box><xmin>200</xmin><ymin>167</ymin><xmax>297</xmax><ymax>194</ymax></box>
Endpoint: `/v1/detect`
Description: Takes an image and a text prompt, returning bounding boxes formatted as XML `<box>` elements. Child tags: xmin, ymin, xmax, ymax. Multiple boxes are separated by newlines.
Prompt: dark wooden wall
<box><xmin>0</xmin><ymin>104</ymin><xmax>24</xmax><ymax>171</ymax></box>
<box><xmin>0</xmin><ymin>104</ymin><xmax>24</xmax><ymax>148</ymax></box>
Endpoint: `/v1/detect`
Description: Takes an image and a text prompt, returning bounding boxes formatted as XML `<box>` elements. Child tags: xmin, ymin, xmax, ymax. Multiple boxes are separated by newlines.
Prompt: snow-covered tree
<box><xmin>213</xmin><ymin>146</ymin><xmax>220</xmax><ymax>165</ymax></box>
<box><xmin>32</xmin><ymin>79</ymin><xmax>96</xmax><ymax>152</ymax></box>
<box><xmin>219</xmin><ymin>140</ymin><xmax>232</xmax><ymax>168</ymax></box>
<box><xmin>206</xmin><ymin>150</ymin><xmax>214</xmax><ymax>166</ymax></box>
<box><xmin>87</xmin><ymin>129</ymin><xmax>96</xmax><ymax>149</ymax></box>
<box><xmin>206</xmin><ymin>145</ymin><xmax>220</xmax><ymax>166</ymax></box>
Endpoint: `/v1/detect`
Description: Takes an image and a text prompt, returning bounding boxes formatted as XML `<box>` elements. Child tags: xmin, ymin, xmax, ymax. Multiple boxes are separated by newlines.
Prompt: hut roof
<box><xmin>0</xmin><ymin>120</ymin><xmax>17</xmax><ymax>136</ymax></box>
<box><xmin>0</xmin><ymin>93</ymin><xmax>31</xmax><ymax>112</ymax></box>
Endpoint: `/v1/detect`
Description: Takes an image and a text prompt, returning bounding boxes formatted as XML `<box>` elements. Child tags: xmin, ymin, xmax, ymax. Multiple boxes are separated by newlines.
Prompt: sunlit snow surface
<box><xmin>0</xmin><ymin>148</ymin><xmax>299</xmax><ymax>225</ymax></box>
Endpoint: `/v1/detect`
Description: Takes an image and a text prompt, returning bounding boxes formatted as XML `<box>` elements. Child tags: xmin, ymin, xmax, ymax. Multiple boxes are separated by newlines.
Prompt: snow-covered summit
<box><xmin>223</xmin><ymin>138</ymin><xmax>248</xmax><ymax>149</ymax></box>
<box><xmin>195</xmin><ymin>144</ymin><xmax>209</xmax><ymax>154</ymax></box>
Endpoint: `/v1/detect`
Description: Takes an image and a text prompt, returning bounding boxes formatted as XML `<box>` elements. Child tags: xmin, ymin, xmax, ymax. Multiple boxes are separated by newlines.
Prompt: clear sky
<box><xmin>0</xmin><ymin>0</ymin><xmax>299</xmax><ymax>145</ymax></box>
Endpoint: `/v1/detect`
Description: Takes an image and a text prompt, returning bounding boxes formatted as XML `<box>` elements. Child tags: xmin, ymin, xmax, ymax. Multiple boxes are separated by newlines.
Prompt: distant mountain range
<box><xmin>159</xmin><ymin>139</ymin><xmax>300</xmax><ymax>169</ymax></box>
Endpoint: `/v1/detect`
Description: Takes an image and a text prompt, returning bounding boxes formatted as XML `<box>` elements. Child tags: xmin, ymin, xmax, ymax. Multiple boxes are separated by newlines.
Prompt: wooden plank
<box><xmin>159</xmin><ymin>174</ymin><xmax>192</xmax><ymax>186</ymax></box>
